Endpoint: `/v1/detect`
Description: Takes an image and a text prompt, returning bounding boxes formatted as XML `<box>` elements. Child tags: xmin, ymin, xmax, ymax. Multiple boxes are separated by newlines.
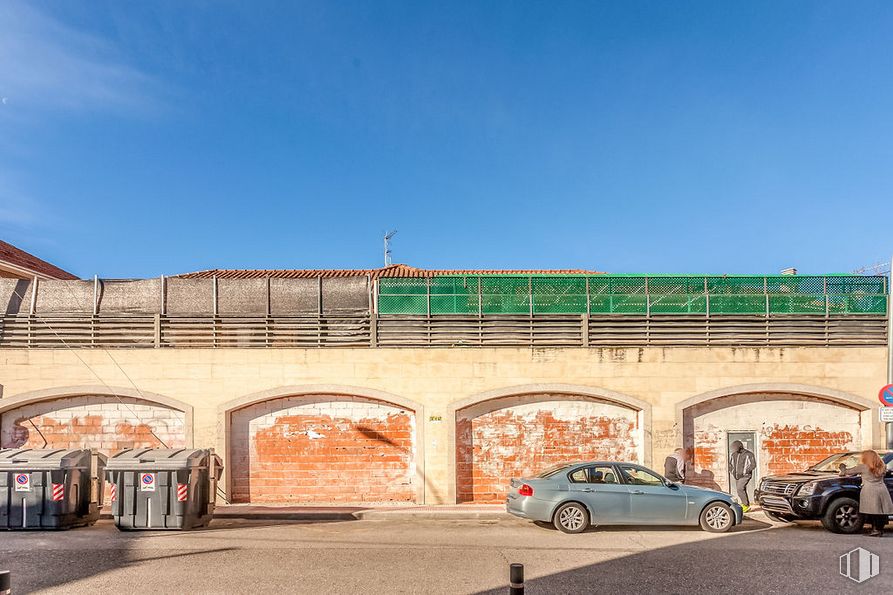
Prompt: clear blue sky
<box><xmin>2</xmin><ymin>1</ymin><xmax>892</xmax><ymax>278</ymax></box>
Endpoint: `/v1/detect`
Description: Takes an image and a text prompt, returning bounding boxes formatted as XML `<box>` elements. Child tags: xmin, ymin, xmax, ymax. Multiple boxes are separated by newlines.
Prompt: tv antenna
<box><xmin>384</xmin><ymin>230</ymin><xmax>397</xmax><ymax>266</ymax></box>
<box><xmin>852</xmin><ymin>260</ymin><xmax>891</xmax><ymax>276</ymax></box>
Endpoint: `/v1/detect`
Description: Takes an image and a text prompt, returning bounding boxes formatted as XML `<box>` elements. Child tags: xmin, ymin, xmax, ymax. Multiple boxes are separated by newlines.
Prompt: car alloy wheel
<box><xmin>553</xmin><ymin>503</ymin><xmax>589</xmax><ymax>534</ymax></box>
<box><xmin>559</xmin><ymin>507</ymin><xmax>586</xmax><ymax>531</ymax></box>
<box><xmin>705</xmin><ymin>506</ymin><xmax>731</xmax><ymax>530</ymax></box>
<box><xmin>835</xmin><ymin>503</ymin><xmax>859</xmax><ymax>530</ymax></box>
<box><xmin>699</xmin><ymin>502</ymin><xmax>734</xmax><ymax>532</ymax></box>
<box><xmin>821</xmin><ymin>497</ymin><xmax>863</xmax><ymax>534</ymax></box>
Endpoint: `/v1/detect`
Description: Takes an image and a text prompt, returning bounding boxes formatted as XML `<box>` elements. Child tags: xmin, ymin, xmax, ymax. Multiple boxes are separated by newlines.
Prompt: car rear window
<box><xmin>537</xmin><ymin>463</ymin><xmax>574</xmax><ymax>478</ymax></box>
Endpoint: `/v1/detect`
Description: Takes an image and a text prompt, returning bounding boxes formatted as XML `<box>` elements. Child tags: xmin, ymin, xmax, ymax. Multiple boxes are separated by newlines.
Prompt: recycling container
<box><xmin>106</xmin><ymin>448</ymin><xmax>222</xmax><ymax>530</ymax></box>
<box><xmin>0</xmin><ymin>448</ymin><xmax>106</xmax><ymax>530</ymax></box>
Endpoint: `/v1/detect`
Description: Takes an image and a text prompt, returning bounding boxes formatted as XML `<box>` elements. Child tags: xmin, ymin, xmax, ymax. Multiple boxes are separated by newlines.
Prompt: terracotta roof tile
<box><xmin>178</xmin><ymin>264</ymin><xmax>602</xmax><ymax>280</ymax></box>
<box><xmin>0</xmin><ymin>240</ymin><xmax>78</xmax><ymax>280</ymax></box>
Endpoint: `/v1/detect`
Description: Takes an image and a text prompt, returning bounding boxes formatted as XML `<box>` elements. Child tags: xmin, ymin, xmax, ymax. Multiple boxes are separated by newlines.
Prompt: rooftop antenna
<box><xmin>384</xmin><ymin>230</ymin><xmax>397</xmax><ymax>266</ymax></box>
<box><xmin>852</xmin><ymin>261</ymin><xmax>891</xmax><ymax>276</ymax></box>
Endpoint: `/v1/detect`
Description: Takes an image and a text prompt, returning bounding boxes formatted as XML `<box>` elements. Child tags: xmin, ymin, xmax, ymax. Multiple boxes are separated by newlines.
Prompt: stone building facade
<box><xmin>0</xmin><ymin>345</ymin><xmax>887</xmax><ymax>504</ymax></box>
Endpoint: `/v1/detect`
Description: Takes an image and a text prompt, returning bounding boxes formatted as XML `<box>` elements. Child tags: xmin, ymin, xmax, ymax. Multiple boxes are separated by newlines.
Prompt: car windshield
<box><xmin>809</xmin><ymin>452</ymin><xmax>893</xmax><ymax>472</ymax></box>
<box><xmin>809</xmin><ymin>453</ymin><xmax>861</xmax><ymax>472</ymax></box>
<box><xmin>537</xmin><ymin>463</ymin><xmax>577</xmax><ymax>478</ymax></box>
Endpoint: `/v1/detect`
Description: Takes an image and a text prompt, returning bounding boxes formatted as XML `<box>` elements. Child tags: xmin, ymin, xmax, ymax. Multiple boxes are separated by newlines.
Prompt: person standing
<box><xmin>729</xmin><ymin>440</ymin><xmax>756</xmax><ymax>512</ymax></box>
<box><xmin>839</xmin><ymin>450</ymin><xmax>893</xmax><ymax>537</ymax></box>
<box><xmin>664</xmin><ymin>448</ymin><xmax>687</xmax><ymax>483</ymax></box>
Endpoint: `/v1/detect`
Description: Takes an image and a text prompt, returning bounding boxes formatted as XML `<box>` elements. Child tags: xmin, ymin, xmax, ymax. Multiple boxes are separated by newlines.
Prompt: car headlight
<box><xmin>797</xmin><ymin>481</ymin><xmax>820</xmax><ymax>496</ymax></box>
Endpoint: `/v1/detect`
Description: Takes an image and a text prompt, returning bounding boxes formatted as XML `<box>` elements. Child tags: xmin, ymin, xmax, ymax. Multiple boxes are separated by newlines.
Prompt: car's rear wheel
<box><xmin>763</xmin><ymin>510</ymin><xmax>795</xmax><ymax>523</ymax></box>
<box><xmin>821</xmin><ymin>497</ymin><xmax>864</xmax><ymax>534</ymax></box>
<box><xmin>553</xmin><ymin>502</ymin><xmax>589</xmax><ymax>534</ymax></box>
<box><xmin>700</xmin><ymin>502</ymin><xmax>734</xmax><ymax>533</ymax></box>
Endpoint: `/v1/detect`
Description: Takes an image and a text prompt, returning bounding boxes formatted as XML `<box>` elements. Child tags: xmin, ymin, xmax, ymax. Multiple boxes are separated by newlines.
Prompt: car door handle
<box><xmin>581</xmin><ymin>488</ymin><xmax>595</xmax><ymax>493</ymax></box>
<box><xmin>631</xmin><ymin>490</ymin><xmax>645</xmax><ymax>495</ymax></box>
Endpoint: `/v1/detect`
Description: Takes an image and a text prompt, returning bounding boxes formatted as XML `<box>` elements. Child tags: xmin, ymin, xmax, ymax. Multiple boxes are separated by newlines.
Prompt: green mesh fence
<box><xmin>377</xmin><ymin>275</ymin><xmax>889</xmax><ymax>315</ymax></box>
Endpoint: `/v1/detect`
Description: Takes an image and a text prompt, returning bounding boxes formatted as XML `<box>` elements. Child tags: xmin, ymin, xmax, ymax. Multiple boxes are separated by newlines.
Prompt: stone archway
<box><xmin>449</xmin><ymin>384</ymin><xmax>650</xmax><ymax>503</ymax></box>
<box><xmin>0</xmin><ymin>385</ymin><xmax>192</xmax><ymax>451</ymax></box>
<box><xmin>220</xmin><ymin>385</ymin><xmax>425</xmax><ymax>504</ymax></box>
<box><xmin>677</xmin><ymin>384</ymin><xmax>873</xmax><ymax>491</ymax></box>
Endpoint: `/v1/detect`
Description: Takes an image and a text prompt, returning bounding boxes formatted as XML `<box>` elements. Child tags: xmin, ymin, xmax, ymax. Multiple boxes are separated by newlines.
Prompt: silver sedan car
<box><xmin>506</xmin><ymin>461</ymin><xmax>743</xmax><ymax>533</ymax></box>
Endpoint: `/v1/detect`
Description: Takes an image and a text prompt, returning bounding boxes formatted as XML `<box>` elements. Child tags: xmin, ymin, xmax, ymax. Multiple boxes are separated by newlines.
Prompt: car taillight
<box><xmin>519</xmin><ymin>484</ymin><xmax>534</xmax><ymax>497</ymax></box>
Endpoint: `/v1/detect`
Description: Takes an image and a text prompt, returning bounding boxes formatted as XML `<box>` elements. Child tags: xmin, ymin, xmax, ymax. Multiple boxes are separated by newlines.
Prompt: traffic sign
<box><xmin>881</xmin><ymin>408</ymin><xmax>893</xmax><ymax>423</ymax></box>
<box><xmin>879</xmin><ymin>384</ymin><xmax>893</xmax><ymax>407</ymax></box>
<box><xmin>140</xmin><ymin>472</ymin><xmax>156</xmax><ymax>492</ymax></box>
<box><xmin>14</xmin><ymin>473</ymin><xmax>30</xmax><ymax>492</ymax></box>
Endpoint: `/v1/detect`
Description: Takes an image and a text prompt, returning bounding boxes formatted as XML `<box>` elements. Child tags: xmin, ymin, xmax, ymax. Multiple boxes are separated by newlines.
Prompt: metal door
<box><xmin>727</xmin><ymin>431</ymin><xmax>758</xmax><ymax>502</ymax></box>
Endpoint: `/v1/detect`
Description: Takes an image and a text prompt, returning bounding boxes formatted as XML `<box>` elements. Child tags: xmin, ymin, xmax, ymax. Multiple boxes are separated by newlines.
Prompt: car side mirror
<box><xmin>666</xmin><ymin>482</ymin><xmax>680</xmax><ymax>490</ymax></box>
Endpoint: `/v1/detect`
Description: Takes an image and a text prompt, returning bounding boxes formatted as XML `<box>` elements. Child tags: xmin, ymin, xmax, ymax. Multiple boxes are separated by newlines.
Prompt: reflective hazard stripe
<box><xmin>51</xmin><ymin>483</ymin><xmax>64</xmax><ymax>501</ymax></box>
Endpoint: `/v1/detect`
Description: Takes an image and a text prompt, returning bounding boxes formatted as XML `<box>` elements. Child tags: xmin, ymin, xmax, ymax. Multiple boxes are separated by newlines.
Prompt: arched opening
<box><xmin>228</xmin><ymin>393</ymin><xmax>418</xmax><ymax>504</ymax></box>
<box><xmin>0</xmin><ymin>387</ymin><xmax>189</xmax><ymax>453</ymax></box>
<box><xmin>681</xmin><ymin>390</ymin><xmax>868</xmax><ymax>494</ymax></box>
<box><xmin>455</xmin><ymin>389</ymin><xmax>645</xmax><ymax>503</ymax></box>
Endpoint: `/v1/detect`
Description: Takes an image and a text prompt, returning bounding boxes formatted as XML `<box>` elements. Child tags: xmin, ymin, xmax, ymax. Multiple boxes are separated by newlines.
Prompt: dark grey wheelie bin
<box><xmin>0</xmin><ymin>448</ymin><xmax>106</xmax><ymax>530</ymax></box>
<box><xmin>106</xmin><ymin>448</ymin><xmax>222</xmax><ymax>530</ymax></box>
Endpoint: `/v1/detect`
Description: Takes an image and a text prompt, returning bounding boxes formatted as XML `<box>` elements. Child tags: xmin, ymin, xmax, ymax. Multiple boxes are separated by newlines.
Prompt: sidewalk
<box><xmin>212</xmin><ymin>503</ymin><xmax>511</xmax><ymax>521</ymax></box>
<box><xmin>101</xmin><ymin>503</ymin><xmax>774</xmax><ymax>524</ymax></box>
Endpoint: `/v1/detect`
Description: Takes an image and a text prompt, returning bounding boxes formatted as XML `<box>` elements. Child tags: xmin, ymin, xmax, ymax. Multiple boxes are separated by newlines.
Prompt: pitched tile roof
<box><xmin>177</xmin><ymin>264</ymin><xmax>602</xmax><ymax>279</ymax></box>
<box><xmin>0</xmin><ymin>240</ymin><xmax>78</xmax><ymax>280</ymax></box>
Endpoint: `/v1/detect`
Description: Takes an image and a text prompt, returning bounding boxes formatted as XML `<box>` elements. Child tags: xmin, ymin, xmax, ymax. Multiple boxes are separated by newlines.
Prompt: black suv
<box><xmin>755</xmin><ymin>451</ymin><xmax>893</xmax><ymax>533</ymax></box>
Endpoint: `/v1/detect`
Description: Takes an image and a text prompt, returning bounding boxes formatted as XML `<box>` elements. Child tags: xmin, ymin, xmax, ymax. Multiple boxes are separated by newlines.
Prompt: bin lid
<box><xmin>106</xmin><ymin>448</ymin><xmax>211</xmax><ymax>470</ymax></box>
<box><xmin>0</xmin><ymin>448</ymin><xmax>99</xmax><ymax>470</ymax></box>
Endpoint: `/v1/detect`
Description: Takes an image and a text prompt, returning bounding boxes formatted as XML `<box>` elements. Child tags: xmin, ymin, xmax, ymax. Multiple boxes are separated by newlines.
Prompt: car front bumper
<box><xmin>731</xmin><ymin>502</ymin><xmax>744</xmax><ymax>525</ymax></box>
<box><xmin>755</xmin><ymin>489</ymin><xmax>822</xmax><ymax>518</ymax></box>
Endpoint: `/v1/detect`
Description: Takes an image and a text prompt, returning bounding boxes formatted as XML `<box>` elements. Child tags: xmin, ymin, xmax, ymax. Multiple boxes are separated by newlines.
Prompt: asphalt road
<box><xmin>2</xmin><ymin>515</ymin><xmax>892</xmax><ymax>594</ymax></box>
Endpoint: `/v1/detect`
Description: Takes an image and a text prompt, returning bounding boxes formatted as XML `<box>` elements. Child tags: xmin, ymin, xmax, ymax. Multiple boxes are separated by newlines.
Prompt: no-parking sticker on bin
<box><xmin>14</xmin><ymin>473</ymin><xmax>30</xmax><ymax>492</ymax></box>
<box><xmin>140</xmin><ymin>472</ymin><xmax>156</xmax><ymax>492</ymax></box>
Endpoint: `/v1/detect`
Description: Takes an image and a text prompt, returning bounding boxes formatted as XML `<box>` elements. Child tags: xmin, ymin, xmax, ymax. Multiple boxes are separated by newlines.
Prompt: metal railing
<box><xmin>0</xmin><ymin>313</ymin><xmax>885</xmax><ymax>348</ymax></box>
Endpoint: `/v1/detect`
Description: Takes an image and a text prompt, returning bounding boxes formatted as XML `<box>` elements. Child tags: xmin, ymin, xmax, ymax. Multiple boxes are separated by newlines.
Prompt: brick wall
<box><xmin>0</xmin><ymin>395</ymin><xmax>186</xmax><ymax>452</ymax></box>
<box><xmin>687</xmin><ymin>394</ymin><xmax>860</xmax><ymax>490</ymax></box>
<box><xmin>456</xmin><ymin>395</ymin><xmax>639</xmax><ymax>502</ymax></box>
<box><xmin>230</xmin><ymin>395</ymin><xmax>416</xmax><ymax>504</ymax></box>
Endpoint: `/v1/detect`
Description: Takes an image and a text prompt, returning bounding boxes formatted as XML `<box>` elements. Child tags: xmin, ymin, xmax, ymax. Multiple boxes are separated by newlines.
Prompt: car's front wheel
<box><xmin>553</xmin><ymin>502</ymin><xmax>589</xmax><ymax>534</ymax></box>
<box><xmin>821</xmin><ymin>497</ymin><xmax>864</xmax><ymax>534</ymax></box>
<box><xmin>700</xmin><ymin>502</ymin><xmax>735</xmax><ymax>533</ymax></box>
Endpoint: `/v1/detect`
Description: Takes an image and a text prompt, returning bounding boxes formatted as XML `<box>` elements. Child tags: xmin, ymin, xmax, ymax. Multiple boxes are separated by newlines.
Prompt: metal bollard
<box><xmin>509</xmin><ymin>563</ymin><xmax>524</xmax><ymax>595</ymax></box>
<box><xmin>0</xmin><ymin>570</ymin><xmax>10</xmax><ymax>595</ymax></box>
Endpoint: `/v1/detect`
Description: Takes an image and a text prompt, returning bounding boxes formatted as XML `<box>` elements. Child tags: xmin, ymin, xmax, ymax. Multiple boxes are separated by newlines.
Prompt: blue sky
<box><xmin>1</xmin><ymin>1</ymin><xmax>892</xmax><ymax>278</ymax></box>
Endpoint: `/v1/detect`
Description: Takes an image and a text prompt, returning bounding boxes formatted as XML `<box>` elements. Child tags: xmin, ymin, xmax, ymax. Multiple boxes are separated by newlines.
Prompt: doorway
<box><xmin>727</xmin><ymin>431</ymin><xmax>758</xmax><ymax>503</ymax></box>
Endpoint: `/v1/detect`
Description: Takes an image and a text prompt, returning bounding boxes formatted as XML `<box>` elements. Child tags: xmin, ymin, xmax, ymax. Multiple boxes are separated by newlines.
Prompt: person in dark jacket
<box><xmin>839</xmin><ymin>450</ymin><xmax>893</xmax><ymax>537</ymax></box>
<box><xmin>729</xmin><ymin>440</ymin><xmax>756</xmax><ymax>512</ymax></box>
<box><xmin>664</xmin><ymin>448</ymin><xmax>687</xmax><ymax>483</ymax></box>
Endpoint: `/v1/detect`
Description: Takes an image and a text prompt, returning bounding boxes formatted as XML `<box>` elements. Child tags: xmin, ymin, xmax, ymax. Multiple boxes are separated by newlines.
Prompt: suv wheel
<box><xmin>553</xmin><ymin>502</ymin><xmax>589</xmax><ymax>534</ymax></box>
<box><xmin>822</xmin><ymin>497</ymin><xmax>864</xmax><ymax>534</ymax></box>
<box><xmin>700</xmin><ymin>502</ymin><xmax>735</xmax><ymax>532</ymax></box>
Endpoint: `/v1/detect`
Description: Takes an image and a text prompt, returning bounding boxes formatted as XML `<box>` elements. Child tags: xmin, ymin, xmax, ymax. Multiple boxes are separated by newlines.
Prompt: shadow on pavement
<box><xmin>1</xmin><ymin>545</ymin><xmax>237</xmax><ymax>593</ymax></box>
<box><xmin>475</xmin><ymin>521</ymin><xmax>893</xmax><ymax>595</ymax></box>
